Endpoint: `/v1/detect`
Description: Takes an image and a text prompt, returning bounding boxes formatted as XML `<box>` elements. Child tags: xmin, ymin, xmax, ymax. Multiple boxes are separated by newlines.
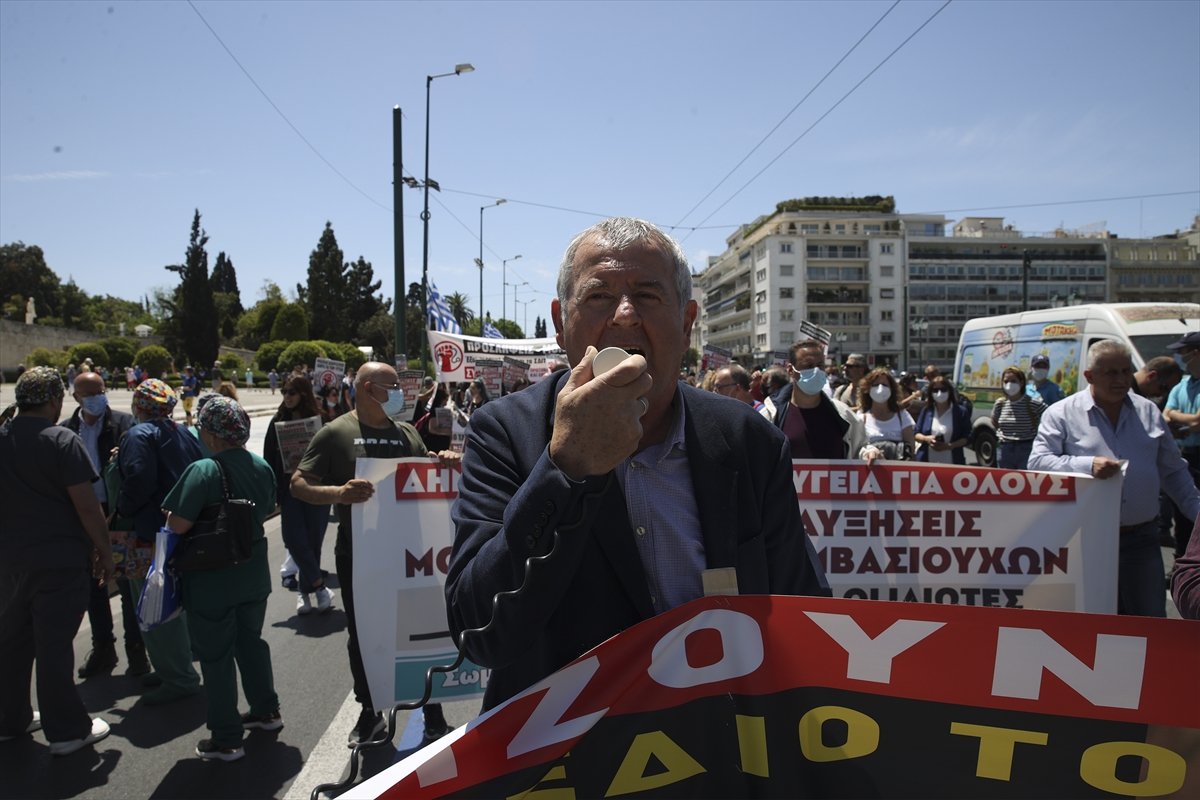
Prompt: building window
<box><xmin>756</xmin><ymin>268</ymin><xmax>766</xmax><ymax>282</ymax></box>
<box><xmin>780</xmin><ymin>287</ymin><xmax>794</xmax><ymax>299</ymax></box>
<box><xmin>880</xmin><ymin>288</ymin><xmax>895</xmax><ymax>299</ymax></box>
<box><xmin>780</xmin><ymin>309</ymin><xmax>795</xmax><ymax>321</ymax></box>
<box><xmin>835</xmin><ymin>224</ymin><xmax>846</xmax><ymax>234</ymax></box>
<box><xmin>881</xmin><ymin>243</ymin><xmax>894</xmax><ymax>255</ymax></box>
<box><xmin>757</xmin><ymin>334</ymin><xmax>767</xmax><ymax>346</ymax></box>
<box><xmin>880</xmin><ymin>332</ymin><xmax>894</xmax><ymax>345</ymax></box>
<box><xmin>880</xmin><ymin>265</ymin><xmax>894</xmax><ymax>277</ymax></box>
<box><xmin>756</xmin><ymin>291</ymin><xmax>766</xmax><ymax>304</ymax></box>
<box><xmin>756</xmin><ymin>312</ymin><xmax>767</xmax><ymax>325</ymax></box>
<box><xmin>755</xmin><ymin>242</ymin><xmax>766</xmax><ymax>258</ymax></box>
<box><xmin>780</xmin><ymin>242</ymin><xmax>793</xmax><ymax>254</ymax></box>
<box><xmin>801</xmin><ymin>223</ymin><xmax>820</xmax><ymax>234</ymax></box>
<box><xmin>779</xmin><ymin>331</ymin><xmax>795</xmax><ymax>346</ymax></box>
<box><xmin>779</xmin><ymin>264</ymin><xmax>794</xmax><ymax>277</ymax></box>
<box><xmin>881</xmin><ymin>310</ymin><xmax>894</xmax><ymax>321</ymax></box>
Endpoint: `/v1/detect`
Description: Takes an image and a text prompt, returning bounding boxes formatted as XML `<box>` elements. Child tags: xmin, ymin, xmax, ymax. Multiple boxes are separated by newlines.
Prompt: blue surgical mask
<box><xmin>1176</xmin><ymin>353</ymin><xmax>1190</xmax><ymax>372</ymax></box>
<box><xmin>80</xmin><ymin>394</ymin><xmax>108</xmax><ymax>417</ymax></box>
<box><xmin>381</xmin><ymin>388</ymin><xmax>406</xmax><ymax>417</ymax></box>
<box><xmin>794</xmin><ymin>367</ymin><xmax>827</xmax><ymax>396</ymax></box>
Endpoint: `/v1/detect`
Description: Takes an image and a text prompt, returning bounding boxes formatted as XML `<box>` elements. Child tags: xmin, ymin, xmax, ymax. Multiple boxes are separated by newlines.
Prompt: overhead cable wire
<box><xmin>186</xmin><ymin>0</ymin><xmax>389</xmax><ymax>212</ymax></box>
<box><xmin>926</xmin><ymin>190</ymin><xmax>1200</xmax><ymax>215</ymax></box>
<box><xmin>682</xmin><ymin>0</ymin><xmax>954</xmax><ymax>241</ymax></box>
<box><xmin>671</xmin><ymin>0</ymin><xmax>901</xmax><ymax>231</ymax></box>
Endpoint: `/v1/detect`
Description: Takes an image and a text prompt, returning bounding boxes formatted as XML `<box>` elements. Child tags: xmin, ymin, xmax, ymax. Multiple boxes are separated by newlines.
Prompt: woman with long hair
<box><xmin>991</xmin><ymin>367</ymin><xmax>1045</xmax><ymax>469</ymax></box>
<box><xmin>914</xmin><ymin>375</ymin><xmax>972</xmax><ymax>464</ymax></box>
<box><xmin>263</xmin><ymin>375</ymin><xmax>333</xmax><ymax>616</ymax></box>
<box><xmin>856</xmin><ymin>368</ymin><xmax>916</xmax><ymax>462</ymax></box>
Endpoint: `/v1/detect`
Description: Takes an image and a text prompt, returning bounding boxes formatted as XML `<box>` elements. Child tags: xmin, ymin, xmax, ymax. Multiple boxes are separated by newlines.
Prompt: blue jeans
<box><xmin>279</xmin><ymin>492</ymin><xmax>330</xmax><ymax>591</ymax></box>
<box><xmin>997</xmin><ymin>439</ymin><xmax>1033</xmax><ymax>470</ymax></box>
<box><xmin>1117</xmin><ymin>521</ymin><xmax>1166</xmax><ymax>617</ymax></box>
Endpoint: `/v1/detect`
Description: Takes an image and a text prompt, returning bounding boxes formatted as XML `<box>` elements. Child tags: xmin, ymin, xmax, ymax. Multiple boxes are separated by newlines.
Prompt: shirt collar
<box><xmin>630</xmin><ymin>386</ymin><xmax>688</xmax><ymax>468</ymax></box>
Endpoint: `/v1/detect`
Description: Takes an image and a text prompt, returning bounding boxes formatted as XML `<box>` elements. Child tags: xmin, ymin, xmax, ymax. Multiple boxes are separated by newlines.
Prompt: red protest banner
<box><xmin>347</xmin><ymin>596</ymin><xmax>1199</xmax><ymax>799</ymax></box>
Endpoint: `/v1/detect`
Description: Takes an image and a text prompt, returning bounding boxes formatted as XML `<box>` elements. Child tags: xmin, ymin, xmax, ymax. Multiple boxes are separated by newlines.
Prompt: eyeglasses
<box><xmin>283</xmin><ymin>389</ymin><xmax>299</xmax><ymax>397</ymax></box>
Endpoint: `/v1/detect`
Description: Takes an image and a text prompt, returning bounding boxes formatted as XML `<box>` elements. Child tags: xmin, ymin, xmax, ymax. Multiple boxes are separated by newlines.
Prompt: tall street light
<box><xmin>392</xmin><ymin>105</ymin><xmax>406</xmax><ymax>364</ymax></box>
<box><xmin>516</xmin><ymin>298</ymin><xmax>534</xmax><ymax>337</ymax></box>
<box><xmin>910</xmin><ymin>317</ymin><xmax>928</xmax><ymax>369</ymax></box>
<box><xmin>477</xmin><ymin>198</ymin><xmax>506</xmax><ymax>328</ymax></box>
<box><xmin>502</xmin><ymin>254</ymin><xmax>522</xmax><ymax>321</ymax></box>
<box><xmin>421</xmin><ymin>62</ymin><xmax>474</xmax><ymax>372</ymax></box>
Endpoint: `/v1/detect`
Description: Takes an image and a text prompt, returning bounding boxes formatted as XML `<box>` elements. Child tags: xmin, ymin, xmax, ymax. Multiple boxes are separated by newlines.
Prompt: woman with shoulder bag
<box><xmin>914</xmin><ymin>376</ymin><xmax>972</xmax><ymax>464</ymax></box>
<box><xmin>264</xmin><ymin>375</ymin><xmax>333</xmax><ymax>616</ymax></box>
<box><xmin>161</xmin><ymin>397</ymin><xmax>280</xmax><ymax>763</ymax></box>
<box><xmin>991</xmin><ymin>367</ymin><xmax>1046</xmax><ymax>469</ymax></box>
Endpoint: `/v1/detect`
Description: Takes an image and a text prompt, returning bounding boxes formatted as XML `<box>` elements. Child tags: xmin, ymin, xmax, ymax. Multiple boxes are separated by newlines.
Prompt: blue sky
<box><xmin>2</xmin><ymin>0</ymin><xmax>1198</xmax><ymax>332</ymax></box>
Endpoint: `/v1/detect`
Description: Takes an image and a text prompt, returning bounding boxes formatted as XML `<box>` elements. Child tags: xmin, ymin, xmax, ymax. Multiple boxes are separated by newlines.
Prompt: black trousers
<box><xmin>1171</xmin><ymin>449</ymin><xmax>1200</xmax><ymax>558</ymax></box>
<box><xmin>0</xmin><ymin>568</ymin><xmax>93</xmax><ymax>743</ymax></box>
<box><xmin>86</xmin><ymin>577</ymin><xmax>142</xmax><ymax>649</ymax></box>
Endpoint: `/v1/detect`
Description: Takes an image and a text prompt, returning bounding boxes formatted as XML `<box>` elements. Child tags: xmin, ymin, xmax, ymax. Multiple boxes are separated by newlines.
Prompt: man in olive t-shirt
<box><xmin>291</xmin><ymin>362</ymin><xmax>451</xmax><ymax>749</ymax></box>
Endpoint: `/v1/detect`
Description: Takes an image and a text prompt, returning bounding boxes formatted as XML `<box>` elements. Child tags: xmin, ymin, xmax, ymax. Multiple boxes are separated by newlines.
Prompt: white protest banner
<box><xmin>472</xmin><ymin>358</ymin><xmax>503</xmax><ymax>399</ymax></box>
<box><xmin>273</xmin><ymin>416</ymin><xmax>322</xmax><ymax>474</ymax></box>
<box><xmin>426</xmin><ymin>330</ymin><xmax>565</xmax><ymax>384</ymax></box>
<box><xmin>352</xmin><ymin>458</ymin><xmax>486</xmax><ymax>709</ymax></box>
<box><xmin>796</xmin><ymin>461</ymin><xmax>1120</xmax><ymax>612</ymax></box>
<box><xmin>799</xmin><ymin>319</ymin><xmax>832</xmax><ymax>346</ymax></box>
<box><xmin>398</xmin><ymin>369</ymin><xmax>425</xmax><ymax>413</ymax></box>
<box><xmin>314</xmin><ymin>357</ymin><xmax>346</xmax><ymax>392</ymax></box>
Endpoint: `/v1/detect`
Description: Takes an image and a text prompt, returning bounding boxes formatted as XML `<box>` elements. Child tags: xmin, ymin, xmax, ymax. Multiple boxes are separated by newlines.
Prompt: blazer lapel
<box><xmin>590</xmin><ymin>476</ymin><xmax>656</xmax><ymax>619</ymax></box>
<box><xmin>682</xmin><ymin>393</ymin><xmax>740</xmax><ymax>570</ymax></box>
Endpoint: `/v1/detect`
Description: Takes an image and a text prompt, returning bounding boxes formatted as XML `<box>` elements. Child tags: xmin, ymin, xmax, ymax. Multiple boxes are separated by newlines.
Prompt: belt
<box><xmin>1118</xmin><ymin>519</ymin><xmax>1157</xmax><ymax>534</ymax></box>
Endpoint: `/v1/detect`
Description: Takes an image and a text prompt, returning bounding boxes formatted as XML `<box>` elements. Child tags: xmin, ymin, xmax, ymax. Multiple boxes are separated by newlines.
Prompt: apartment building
<box><xmin>1108</xmin><ymin>217</ymin><xmax>1200</xmax><ymax>302</ymax></box>
<box><xmin>698</xmin><ymin>198</ymin><xmax>944</xmax><ymax>369</ymax></box>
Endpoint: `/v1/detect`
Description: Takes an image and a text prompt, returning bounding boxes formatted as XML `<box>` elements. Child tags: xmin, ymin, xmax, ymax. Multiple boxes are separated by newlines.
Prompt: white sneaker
<box><xmin>296</xmin><ymin>593</ymin><xmax>313</xmax><ymax>616</ymax></box>
<box><xmin>315</xmin><ymin>586</ymin><xmax>335</xmax><ymax>614</ymax></box>
<box><xmin>48</xmin><ymin>717</ymin><xmax>110</xmax><ymax>756</ymax></box>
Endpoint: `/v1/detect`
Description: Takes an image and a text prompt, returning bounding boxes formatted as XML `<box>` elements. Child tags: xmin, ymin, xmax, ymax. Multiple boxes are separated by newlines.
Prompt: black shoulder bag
<box><xmin>170</xmin><ymin>459</ymin><xmax>256</xmax><ymax>572</ymax></box>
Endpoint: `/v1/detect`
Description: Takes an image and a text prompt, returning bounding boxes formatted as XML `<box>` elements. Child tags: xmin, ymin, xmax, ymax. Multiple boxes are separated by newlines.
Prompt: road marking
<box><xmin>284</xmin><ymin>690</ymin><xmax>361</xmax><ymax>800</ymax></box>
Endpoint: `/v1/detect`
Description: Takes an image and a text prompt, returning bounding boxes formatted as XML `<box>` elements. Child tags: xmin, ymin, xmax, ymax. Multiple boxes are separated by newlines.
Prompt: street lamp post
<box><xmin>830</xmin><ymin>331</ymin><xmax>848</xmax><ymax>364</ymax></box>
<box><xmin>421</xmin><ymin>62</ymin><xmax>474</xmax><ymax>372</ymax></box>
<box><xmin>502</xmin><ymin>254</ymin><xmax>522</xmax><ymax>321</ymax></box>
<box><xmin>478</xmin><ymin>199</ymin><xmax>506</xmax><ymax>328</ymax></box>
<box><xmin>910</xmin><ymin>317</ymin><xmax>928</xmax><ymax>369</ymax></box>
<box><xmin>392</xmin><ymin>105</ymin><xmax>406</xmax><ymax>364</ymax></box>
<box><xmin>516</xmin><ymin>298</ymin><xmax>533</xmax><ymax>336</ymax></box>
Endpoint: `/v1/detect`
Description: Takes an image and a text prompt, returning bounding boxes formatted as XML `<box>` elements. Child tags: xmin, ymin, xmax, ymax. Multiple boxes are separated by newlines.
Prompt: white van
<box><xmin>953</xmin><ymin>302</ymin><xmax>1199</xmax><ymax>465</ymax></box>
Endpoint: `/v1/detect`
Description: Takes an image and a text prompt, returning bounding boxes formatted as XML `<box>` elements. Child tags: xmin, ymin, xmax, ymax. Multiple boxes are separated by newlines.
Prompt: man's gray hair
<box><xmin>1087</xmin><ymin>339</ymin><xmax>1132</xmax><ymax>370</ymax></box>
<box><xmin>556</xmin><ymin>217</ymin><xmax>692</xmax><ymax>315</ymax></box>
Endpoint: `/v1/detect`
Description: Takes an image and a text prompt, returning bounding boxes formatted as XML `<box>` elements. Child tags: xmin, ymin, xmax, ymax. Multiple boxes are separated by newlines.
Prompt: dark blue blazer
<box><xmin>447</xmin><ymin>370</ymin><xmax>829</xmax><ymax>710</ymax></box>
<box><xmin>913</xmin><ymin>401</ymin><xmax>972</xmax><ymax>465</ymax></box>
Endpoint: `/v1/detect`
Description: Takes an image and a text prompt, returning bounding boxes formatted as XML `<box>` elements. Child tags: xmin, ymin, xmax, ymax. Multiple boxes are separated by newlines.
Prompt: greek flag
<box><xmin>483</xmin><ymin>321</ymin><xmax>503</xmax><ymax>339</ymax></box>
<box><xmin>427</xmin><ymin>282</ymin><xmax>462</xmax><ymax>334</ymax></box>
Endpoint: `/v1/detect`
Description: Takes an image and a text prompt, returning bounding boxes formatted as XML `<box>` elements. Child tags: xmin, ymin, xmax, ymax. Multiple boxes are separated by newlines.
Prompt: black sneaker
<box><xmin>124</xmin><ymin>642</ymin><xmax>151</xmax><ymax>676</ymax></box>
<box><xmin>77</xmin><ymin>645</ymin><xmax>118</xmax><ymax>679</ymax></box>
<box><xmin>281</xmin><ymin>575</ymin><xmax>299</xmax><ymax>591</ymax></box>
<box><xmin>420</xmin><ymin>722</ymin><xmax>454</xmax><ymax>748</ymax></box>
<box><xmin>346</xmin><ymin>709</ymin><xmax>385</xmax><ymax>748</ymax></box>
<box><xmin>195</xmin><ymin>738</ymin><xmax>245</xmax><ymax>762</ymax></box>
<box><xmin>241</xmin><ymin>710</ymin><xmax>283</xmax><ymax>731</ymax></box>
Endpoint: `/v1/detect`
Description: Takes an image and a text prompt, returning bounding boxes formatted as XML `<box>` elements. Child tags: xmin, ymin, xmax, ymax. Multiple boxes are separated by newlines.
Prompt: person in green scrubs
<box><xmin>163</xmin><ymin>397</ymin><xmax>279</xmax><ymax>762</ymax></box>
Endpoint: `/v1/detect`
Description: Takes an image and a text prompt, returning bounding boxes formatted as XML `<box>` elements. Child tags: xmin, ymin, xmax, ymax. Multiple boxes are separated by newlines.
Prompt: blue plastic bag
<box><xmin>136</xmin><ymin>527</ymin><xmax>183</xmax><ymax>632</ymax></box>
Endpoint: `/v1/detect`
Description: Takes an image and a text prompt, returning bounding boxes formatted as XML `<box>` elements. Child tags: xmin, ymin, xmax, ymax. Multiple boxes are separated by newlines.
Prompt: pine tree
<box><xmin>297</xmin><ymin>222</ymin><xmax>349</xmax><ymax>342</ymax></box>
<box><xmin>210</xmin><ymin>251</ymin><xmax>244</xmax><ymax>340</ymax></box>
<box><xmin>346</xmin><ymin>256</ymin><xmax>390</xmax><ymax>340</ymax></box>
<box><xmin>165</xmin><ymin>210</ymin><xmax>219</xmax><ymax>368</ymax></box>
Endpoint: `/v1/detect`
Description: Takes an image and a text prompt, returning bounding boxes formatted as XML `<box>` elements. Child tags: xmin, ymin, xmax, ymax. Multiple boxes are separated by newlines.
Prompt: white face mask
<box><xmin>869</xmin><ymin>384</ymin><xmax>891</xmax><ymax>403</ymax></box>
<box><xmin>932</xmin><ymin>390</ymin><xmax>949</xmax><ymax>404</ymax></box>
<box><xmin>1003</xmin><ymin>381</ymin><xmax>1022</xmax><ymax>397</ymax></box>
<box><xmin>1031</xmin><ymin>368</ymin><xmax>1049</xmax><ymax>381</ymax></box>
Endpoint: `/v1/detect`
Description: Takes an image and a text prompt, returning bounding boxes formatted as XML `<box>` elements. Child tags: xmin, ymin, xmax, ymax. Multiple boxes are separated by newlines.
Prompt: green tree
<box><xmin>210</xmin><ymin>251</ymin><xmax>243</xmax><ymax>340</ymax></box>
<box><xmin>218</xmin><ymin>352</ymin><xmax>244</xmax><ymax>374</ymax></box>
<box><xmin>535</xmin><ymin>316</ymin><xmax>547</xmax><ymax>338</ymax></box>
<box><xmin>68</xmin><ymin>342</ymin><xmax>111</xmax><ymax>368</ymax></box>
<box><xmin>100</xmin><ymin>337</ymin><xmax>138</xmax><ymax>369</ymax></box>
<box><xmin>345</xmin><ymin>256</ymin><xmax>389</xmax><ymax>339</ymax></box>
<box><xmin>164</xmin><ymin>210</ymin><xmax>218</xmax><ymax>368</ymax></box>
<box><xmin>133</xmin><ymin>344</ymin><xmax>173</xmax><ymax>377</ymax></box>
<box><xmin>297</xmin><ymin>222</ymin><xmax>350</xmax><ymax>342</ymax></box>
<box><xmin>276</xmin><ymin>341</ymin><xmax>327</xmax><ymax>373</ymax></box>
<box><xmin>59</xmin><ymin>279</ymin><xmax>87</xmax><ymax>330</ymax></box>
<box><xmin>25</xmin><ymin>347</ymin><xmax>67</xmax><ymax>369</ymax></box>
<box><xmin>255</xmin><ymin>341</ymin><xmax>290</xmax><ymax>373</ymax></box>
<box><xmin>83</xmin><ymin>295</ymin><xmax>155</xmax><ymax>335</ymax></box>
<box><xmin>358</xmin><ymin>309</ymin><xmax>395</xmax><ymax>359</ymax></box>
<box><xmin>1</xmin><ymin>242</ymin><xmax>62</xmax><ymax>323</ymax></box>
<box><xmin>445</xmin><ymin>292</ymin><xmax>473</xmax><ymax>330</ymax></box>
<box><xmin>493</xmin><ymin>319</ymin><xmax>522</xmax><ymax>339</ymax></box>
<box><xmin>270</xmin><ymin>302</ymin><xmax>309</xmax><ymax>341</ymax></box>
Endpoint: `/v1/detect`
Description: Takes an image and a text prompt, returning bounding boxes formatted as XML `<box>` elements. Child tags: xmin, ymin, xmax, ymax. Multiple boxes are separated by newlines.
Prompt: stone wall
<box><xmin>0</xmin><ymin>318</ymin><xmax>165</xmax><ymax>373</ymax></box>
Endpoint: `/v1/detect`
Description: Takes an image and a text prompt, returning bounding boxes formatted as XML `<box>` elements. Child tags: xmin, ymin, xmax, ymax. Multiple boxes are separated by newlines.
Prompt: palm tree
<box><xmin>445</xmin><ymin>292</ymin><xmax>475</xmax><ymax>329</ymax></box>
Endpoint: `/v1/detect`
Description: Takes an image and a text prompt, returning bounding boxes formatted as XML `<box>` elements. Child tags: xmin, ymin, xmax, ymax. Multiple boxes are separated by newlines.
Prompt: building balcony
<box><xmin>807</xmin><ymin>288</ymin><xmax>869</xmax><ymax>304</ymax></box>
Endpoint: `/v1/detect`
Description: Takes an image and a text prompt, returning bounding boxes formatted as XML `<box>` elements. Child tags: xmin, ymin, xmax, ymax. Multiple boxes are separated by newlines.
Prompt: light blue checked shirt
<box><xmin>615</xmin><ymin>391</ymin><xmax>706</xmax><ymax>615</ymax></box>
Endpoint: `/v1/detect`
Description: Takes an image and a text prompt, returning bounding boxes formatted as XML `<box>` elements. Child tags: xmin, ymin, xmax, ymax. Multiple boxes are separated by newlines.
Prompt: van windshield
<box><xmin>1130</xmin><ymin>333</ymin><xmax>1185</xmax><ymax>363</ymax></box>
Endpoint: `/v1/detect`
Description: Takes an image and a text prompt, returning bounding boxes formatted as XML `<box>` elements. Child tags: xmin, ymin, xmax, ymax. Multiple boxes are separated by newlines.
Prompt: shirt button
<box><xmin>636</xmin><ymin>526</ymin><xmax>646</xmax><ymax>537</ymax></box>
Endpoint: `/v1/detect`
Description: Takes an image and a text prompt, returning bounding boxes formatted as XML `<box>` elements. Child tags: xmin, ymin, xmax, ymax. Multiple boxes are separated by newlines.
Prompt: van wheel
<box><xmin>974</xmin><ymin>429</ymin><xmax>997</xmax><ymax>467</ymax></box>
